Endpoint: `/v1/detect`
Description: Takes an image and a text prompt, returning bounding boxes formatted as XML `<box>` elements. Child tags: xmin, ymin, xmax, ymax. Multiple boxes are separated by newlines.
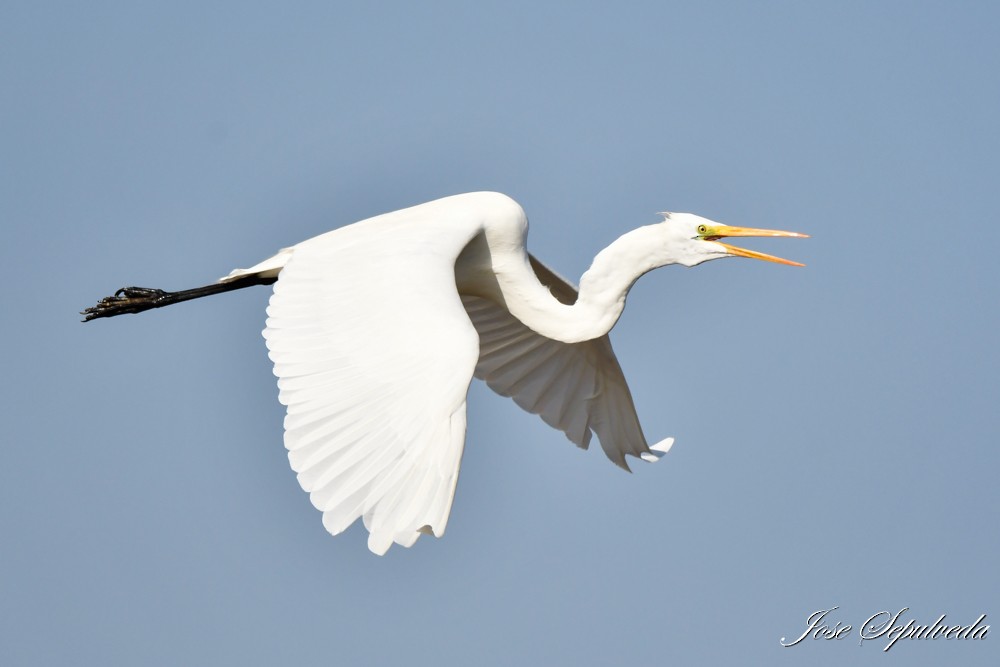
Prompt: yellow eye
<box><xmin>697</xmin><ymin>225</ymin><xmax>708</xmax><ymax>235</ymax></box>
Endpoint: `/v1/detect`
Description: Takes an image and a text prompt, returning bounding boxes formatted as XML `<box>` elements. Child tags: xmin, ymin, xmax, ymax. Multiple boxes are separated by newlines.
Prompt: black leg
<box><xmin>81</xmin><ymin>274</ymin><xmax>276</xmax><ymax>322</ymax></box>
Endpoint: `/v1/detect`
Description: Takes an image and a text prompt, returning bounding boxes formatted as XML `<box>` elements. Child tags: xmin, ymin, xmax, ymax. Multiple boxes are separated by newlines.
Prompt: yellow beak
<box><xmin>709</xmin><ymin>225</ymin><xmax>809</xmax><ymax>267</ymax></box>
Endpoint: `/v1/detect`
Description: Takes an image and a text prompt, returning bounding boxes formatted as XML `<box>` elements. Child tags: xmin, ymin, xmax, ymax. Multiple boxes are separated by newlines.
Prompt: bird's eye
<box><xmin>697</xmin><ymin>225</ymin><xmax>708</xmax><ymax>235</ymax></box>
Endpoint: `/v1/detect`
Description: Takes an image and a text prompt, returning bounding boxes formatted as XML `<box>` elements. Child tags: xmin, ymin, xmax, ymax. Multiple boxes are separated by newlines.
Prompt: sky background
<box><xmin>2</xmin><ymin>2</ymin><xmax>998</xmax><ymax>665</ymax></box>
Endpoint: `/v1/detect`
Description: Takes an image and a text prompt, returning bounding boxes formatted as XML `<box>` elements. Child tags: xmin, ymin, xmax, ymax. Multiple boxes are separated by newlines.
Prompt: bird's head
<box><xmin>659</xmin><ymin>212</ymin><xmax>808</xmax><ymax>267</ymax></box>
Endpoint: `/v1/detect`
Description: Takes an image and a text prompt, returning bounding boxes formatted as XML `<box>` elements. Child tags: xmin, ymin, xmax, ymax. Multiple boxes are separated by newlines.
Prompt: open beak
<box><xmin>709</xmin><ymin>225</ymin><xmax>809</xmax><ymax>267</ymax></box>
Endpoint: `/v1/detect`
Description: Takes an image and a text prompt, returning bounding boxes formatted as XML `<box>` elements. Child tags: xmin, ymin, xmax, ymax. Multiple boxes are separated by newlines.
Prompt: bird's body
<box><xmin>84</xmin><ymin>191</ymin><xmax>806</xmax><ymax>554</ymax></box>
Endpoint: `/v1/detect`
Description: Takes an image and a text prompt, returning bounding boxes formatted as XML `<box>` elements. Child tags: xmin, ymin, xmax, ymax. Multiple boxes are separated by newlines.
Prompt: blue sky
<box><xmin>2</xmin><ymin>2</ymin><xmax>997</xmax><ymax>665</ymax></box>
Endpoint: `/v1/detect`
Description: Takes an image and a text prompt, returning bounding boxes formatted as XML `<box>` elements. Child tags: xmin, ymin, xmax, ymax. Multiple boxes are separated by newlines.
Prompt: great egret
<box><xmin>83</xmin><ymin>192</ymin><xmax>806</xmax><ymax>554</ymax></box>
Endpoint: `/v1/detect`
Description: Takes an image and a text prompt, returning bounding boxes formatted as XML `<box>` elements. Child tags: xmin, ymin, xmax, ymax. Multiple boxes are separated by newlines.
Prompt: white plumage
<box><xmin>87</xmin><ymin>191</ymin><xmax>805</xmax><ymax>554</ymax></box>
<box><xmin>253</xmin><ymin>193</ymin><xmax>673</xmax><ymax>553</ymax></box>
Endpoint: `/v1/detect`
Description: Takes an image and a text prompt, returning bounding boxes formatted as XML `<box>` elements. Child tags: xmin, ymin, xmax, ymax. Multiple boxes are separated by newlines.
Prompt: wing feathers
<box><xmin>461</xmin><ymin>255</ymin><xmax>669</xmax><ymax>470</ymax></box>
<box><xmin>259</xmin><ymin>197</ymin><xmax>669</xmax><ymax>554</ymax></box>
<box><xmin>264</xmin><ymin>215</ymin><xmax>480</xmax><ymax>554</ymax></box>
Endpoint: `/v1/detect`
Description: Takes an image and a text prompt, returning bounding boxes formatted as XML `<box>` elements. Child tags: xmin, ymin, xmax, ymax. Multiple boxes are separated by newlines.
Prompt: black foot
<box><xmin>81</xmin><ymin>286</ymin><xmax>172</xmax><ymax>321</ymax></box>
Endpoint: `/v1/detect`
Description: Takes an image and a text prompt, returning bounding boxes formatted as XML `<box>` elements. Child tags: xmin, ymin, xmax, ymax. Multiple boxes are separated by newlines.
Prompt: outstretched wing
<box><xmin>462</xmin><ymin>256</ymin><xmax>673</xmax><ymax>470</ymax></box>
<box><xmin>263</xmin><ymin>213</ymin><xmax>481</xmax><ymax>555</ymax></box>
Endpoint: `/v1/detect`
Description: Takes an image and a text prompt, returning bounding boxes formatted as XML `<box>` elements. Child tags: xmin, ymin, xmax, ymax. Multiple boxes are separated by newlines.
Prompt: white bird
<box><xmin>83</xmin><ymin>192</ymin><xmax>806</xmax><ymax>554</ymax></box>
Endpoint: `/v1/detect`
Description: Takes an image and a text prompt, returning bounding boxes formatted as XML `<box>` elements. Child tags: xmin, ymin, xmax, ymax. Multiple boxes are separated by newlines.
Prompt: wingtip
<box><xmin>640</xmin><ymin>437</ymin><xmax>675</xmax><ymax>462</ymax></box>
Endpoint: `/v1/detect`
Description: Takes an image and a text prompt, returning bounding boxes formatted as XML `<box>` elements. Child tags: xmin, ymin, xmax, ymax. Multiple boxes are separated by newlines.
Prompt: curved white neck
<box><xmin>496</xmin><ymin>225</ymin><xmax>674</xmax><ymax>343</ymax></box>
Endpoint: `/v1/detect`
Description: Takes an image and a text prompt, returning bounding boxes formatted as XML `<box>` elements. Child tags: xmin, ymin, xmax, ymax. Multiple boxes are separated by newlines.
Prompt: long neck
<box><xmin>497</xmin><ymin>225</ymin><xmax>670</xmax><ymax>343</ymax></box>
